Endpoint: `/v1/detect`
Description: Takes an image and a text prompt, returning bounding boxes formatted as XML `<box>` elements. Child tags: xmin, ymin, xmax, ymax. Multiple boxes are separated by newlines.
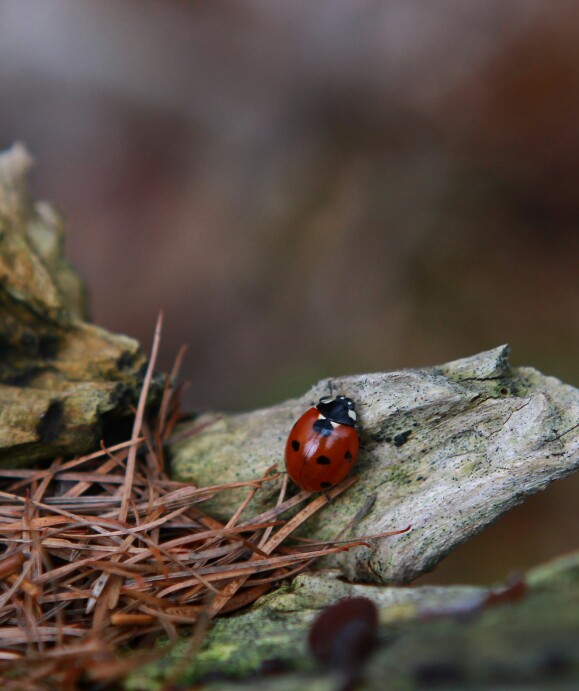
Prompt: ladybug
<box><xmin>284</xmin><ymin>394</ymin><xmax>359</xmax><ymax>492</ymax></box>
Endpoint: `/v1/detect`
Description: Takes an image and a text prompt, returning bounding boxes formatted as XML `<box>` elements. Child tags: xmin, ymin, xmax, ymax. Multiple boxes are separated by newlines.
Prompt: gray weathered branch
<box><xmin>171</xmin><ymin>346</ymin><xmax>579</xmax><ymax>583</ymax></box>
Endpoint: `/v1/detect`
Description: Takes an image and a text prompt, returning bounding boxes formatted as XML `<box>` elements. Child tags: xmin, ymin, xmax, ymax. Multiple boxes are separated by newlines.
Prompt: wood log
<box><xmin>0</xmin><ymin>144</ymin><xmax>149</xmax><ymax>467</ymax></box>
<box><xmin>171</xmin><ymin>345</ymin><xmax>579</xmax><ymax>583</ymax></box>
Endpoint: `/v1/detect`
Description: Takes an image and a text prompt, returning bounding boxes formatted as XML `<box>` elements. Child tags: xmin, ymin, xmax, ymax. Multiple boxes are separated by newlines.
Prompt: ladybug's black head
<box><xmin>316</xmin><ymin>395</ymin><xmax>357</xmax><ymax>426</ymax></box>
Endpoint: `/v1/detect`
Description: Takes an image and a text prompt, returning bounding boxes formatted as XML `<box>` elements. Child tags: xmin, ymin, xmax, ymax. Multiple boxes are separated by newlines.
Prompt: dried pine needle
<box><xmin>0</xmin><ymin>316</ymin><xmax>398</xmax><ymax>689</ymax></box>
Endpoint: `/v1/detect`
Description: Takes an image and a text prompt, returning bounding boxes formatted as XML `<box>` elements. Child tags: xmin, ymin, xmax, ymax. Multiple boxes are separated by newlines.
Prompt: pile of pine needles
<box><xmin>0</xmin><ymin>317</ymin><xmax>385</xmax><ymax>689</ymax></box>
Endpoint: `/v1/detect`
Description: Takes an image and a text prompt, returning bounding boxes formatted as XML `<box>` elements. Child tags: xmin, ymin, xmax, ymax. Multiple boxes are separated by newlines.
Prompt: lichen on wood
<box><xmin>0</xmin><ymin>143</ymin><xmax>149</xmax><ymax>467</ymax></box>
<box><xmin>171</xmin><ymin>345</ymin><xmax>579</xmax><ymax>584</ymax></box>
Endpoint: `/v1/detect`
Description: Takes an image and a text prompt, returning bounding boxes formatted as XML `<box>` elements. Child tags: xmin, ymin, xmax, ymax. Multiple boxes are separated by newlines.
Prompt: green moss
<box><xmin>384</xmin><ymin>465</ymin><xmax>413</xmax><ymax>486</ymax></box>
<box><xmin>125</xmin><ymin>555</ymin><xmax>579</xmax><ymax>689</ymax></box>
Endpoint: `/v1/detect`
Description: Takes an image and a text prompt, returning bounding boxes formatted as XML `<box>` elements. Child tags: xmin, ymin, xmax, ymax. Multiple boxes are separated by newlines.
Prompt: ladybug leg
<box><xmin>323</xmin><ymin>491</ymin><xmax>334</xmax><ymax>504</ymax></box>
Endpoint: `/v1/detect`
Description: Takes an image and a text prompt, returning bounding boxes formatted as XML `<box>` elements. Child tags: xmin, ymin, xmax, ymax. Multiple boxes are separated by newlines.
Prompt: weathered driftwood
<box><xmin>0</xmin><ymin>144</ymin><xmax>148</xmax><ymax>467</ymax></box>
<box><xmin>171</xmin><ymin>346</ymin><xmax>579</xmax><ymax>584</ymax></box>
<box><xmin>126</xmin><ymin>553</ymin><xmax>579</xmax><ymax>689</ymax></box>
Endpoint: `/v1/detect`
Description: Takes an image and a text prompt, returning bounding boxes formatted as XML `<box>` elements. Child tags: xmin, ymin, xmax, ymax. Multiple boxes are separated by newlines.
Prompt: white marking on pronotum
<box><xmin>348</xmin><ymin>409</ymin><xmax>357</xmax><ymax>421</ymax></box>
<box><xmin>317</xmin><ymin>413</ymin><xmax>338</xmax><ymax>428</ymax></box>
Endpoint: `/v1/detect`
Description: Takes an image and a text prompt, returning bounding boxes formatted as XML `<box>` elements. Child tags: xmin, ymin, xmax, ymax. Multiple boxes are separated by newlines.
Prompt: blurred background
<box><xmin>0</xmin><ymin>0</ymin><xmax>577</xmax><ymax>584</ymax></box>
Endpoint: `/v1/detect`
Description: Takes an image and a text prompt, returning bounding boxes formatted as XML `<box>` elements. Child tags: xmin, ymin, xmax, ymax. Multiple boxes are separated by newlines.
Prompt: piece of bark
<box><xmin>0</xmin><ymin>143</ymin><xmax>148</xmax><ymax>466</ymax></box>
<box><xmin>171</xmin><ymin>345</ymin><xmax>579</xmax><ymax>584</ymax></box>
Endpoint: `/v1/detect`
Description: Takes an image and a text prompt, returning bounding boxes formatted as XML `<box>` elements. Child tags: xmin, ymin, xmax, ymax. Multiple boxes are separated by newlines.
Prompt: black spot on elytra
<box><xmin>345</xmin><ymin>450</ymin><xmax>352</xmax><ymax>460</ymax></box>
<box><xmin>316</xmin><ymin>455</ymin><xmax>331</xmax><ymax>465</ymax></box>
<box><xmin>291</xmin><ymin>440</ymin><xmax>300</xmax><ymax>452</ymax></box>
<box><xmin>393</xmin><ymin>430</ymin><xmax>412</xmax><ymax>447</ymax></box>
<box><xmin>36</xmin><ymin>400</ymin><xmax>65</xmax><ymax>443</ymax></box>
<box><xmin>313</xmin><ymin>418</ymin><xmax>333</xmax><ymax>437</ymax></box>
<box><xmin>320</xmin><ymin>481</ymin><xmax>332</xmax><ymax>489</ymax></box>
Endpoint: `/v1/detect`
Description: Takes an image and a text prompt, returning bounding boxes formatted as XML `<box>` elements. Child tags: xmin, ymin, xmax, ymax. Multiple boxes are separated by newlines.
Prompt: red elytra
<box><xmin>284</xmin><ymin>395</ymin><xmax>359</xmax><ymax>492</ymax></box>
